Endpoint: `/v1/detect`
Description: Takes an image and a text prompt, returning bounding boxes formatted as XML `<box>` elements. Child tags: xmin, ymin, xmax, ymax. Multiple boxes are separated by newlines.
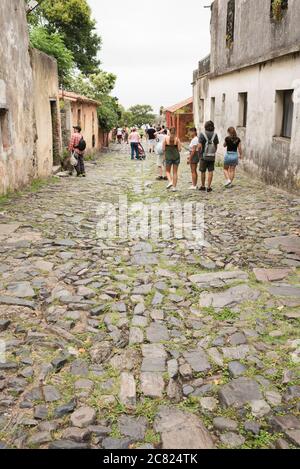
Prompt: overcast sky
<box><xmin>87</xmin><ymin>0</ymin><xmax>212</xmax><ymax>113</ymax></box>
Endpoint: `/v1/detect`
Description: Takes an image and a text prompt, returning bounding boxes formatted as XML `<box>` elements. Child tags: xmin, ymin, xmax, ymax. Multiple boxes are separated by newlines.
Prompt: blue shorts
<box><xmin>224</xmin><ymin>151</ymin><xmax>238</xmax><ymax>168</ymax></box>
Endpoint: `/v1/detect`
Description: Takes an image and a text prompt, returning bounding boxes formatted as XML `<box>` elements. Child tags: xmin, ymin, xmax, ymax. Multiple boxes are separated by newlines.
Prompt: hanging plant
<box><xmin>272</xmin><ymin>0</ymin><xmax>283</xmax><ymax>21</ymax></box>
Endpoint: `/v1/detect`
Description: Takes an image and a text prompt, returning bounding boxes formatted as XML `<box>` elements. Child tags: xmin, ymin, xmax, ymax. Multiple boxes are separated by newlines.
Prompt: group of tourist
<box><xmin>68</xmin><ymin>121</ymin><xmax>243</xmax><ymax>189</ymax></box>
<box><xmin>128</xmin><ymin>121</ymin><xmax>242</xmax><ymax>192</ymax></box>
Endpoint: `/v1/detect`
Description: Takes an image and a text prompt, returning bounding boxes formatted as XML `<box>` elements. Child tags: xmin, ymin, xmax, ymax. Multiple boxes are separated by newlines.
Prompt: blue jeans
<box><xmin>131</xmin><ymin>142</ymin><xmax>139</xmax><ymax>159</ymax></box>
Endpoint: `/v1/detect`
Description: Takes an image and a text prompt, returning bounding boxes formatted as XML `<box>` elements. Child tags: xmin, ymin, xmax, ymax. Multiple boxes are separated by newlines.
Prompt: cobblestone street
<box><xmin>0</xmin><ymin>144</ymin><xmax>299</xmax><ymax>449</ymax></box>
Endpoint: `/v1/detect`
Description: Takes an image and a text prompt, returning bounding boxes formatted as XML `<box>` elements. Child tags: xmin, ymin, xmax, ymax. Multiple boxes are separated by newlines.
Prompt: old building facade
<box><xmin>193</xmin><ymin>0</ymin><xmax>300</xmax><ymax>191</ymax></box>
<box><xmin>0</xmin><ymin>0</ymin><xmax>62</xmax><ymax>195</ymax></box>
<box><xmin>165</xmin><ymin>98</ymin><xmax>194</xmax><ymax>142</ymax></box>
<box><xmin>59</xmin><ymin>91</ymin><xmax>100</xmax><ymax>155</ymax></box>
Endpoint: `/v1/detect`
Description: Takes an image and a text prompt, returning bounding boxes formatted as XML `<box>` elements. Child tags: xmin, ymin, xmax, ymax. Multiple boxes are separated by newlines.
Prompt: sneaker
<box><xmin>189</xmin><ymin>186</ymin><xmax>198</xmax><ymax>190</ymax></box>
<box><xmin>156</xmin><ymin>176</ymin><xmax>163</xmax><ymax>180</ymax></box>
<box><xmin>163</xmin><ymin>176</ymin><xmax>168</xmax><ymax>180</ymax></box>
<box><xmin>172</xmin><ymin>187</ymin><xmax>177</xmax><ymax>192</ymax></box>
<box><xmin>166</xmin><ymin>183</ymin><xmax>173</xmax><ymax>189</ymax></box>
<box><xmin>224</xmin><ymin>179</ymin><xmax>231</xmax><ymax>187</ymax></box>
<box><xmin>207</xmin><ymin>187</ymin><xmax>213</xmax><ymax>193</ymax></box>
<box><xmin>199</xmin><ymin>186</ymin><xmax>206</xmax><ymax>191</ymax></box>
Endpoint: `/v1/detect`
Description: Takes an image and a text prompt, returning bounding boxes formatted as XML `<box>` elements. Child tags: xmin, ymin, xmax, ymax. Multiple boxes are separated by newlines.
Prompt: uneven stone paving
<box><xmin>0</xmin><ymin>142</ymin><xmax>299</xmax><ymax>449</ymax></box>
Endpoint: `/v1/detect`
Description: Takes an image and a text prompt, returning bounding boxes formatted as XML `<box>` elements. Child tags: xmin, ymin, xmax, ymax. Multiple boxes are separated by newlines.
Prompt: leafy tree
<box><xmin>70</xmin><ymin>72</ymin><xmax>120</xmax><ymax>131</ymax></box>
<box><xmin>128</xmin><ymin>104</ymin><xmax>156</xmax><ymax>127</ymax></box>
<box><xmin>97</xmin><ymin>95</ymin><xmax>122</xmax><ymax>132</ymax></box>
<box><xmin>26</xmin><ymin>0</ymin><xmax>102</xmax><ymax>75</ymax></box>
<box><xmin>29</xmin><ymin>26</ymin><xmax>74</xmax><ymax>86</ymax></box>
<box><xmin>69</xmin><ymin>71</ymin><xmax>116</xmax><ymax>98</ymax></box>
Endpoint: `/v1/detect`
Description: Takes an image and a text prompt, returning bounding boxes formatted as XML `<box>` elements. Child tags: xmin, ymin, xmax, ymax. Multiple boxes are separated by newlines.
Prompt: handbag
<box><xmin>70</xmin><ymin>152</ymin><xmax>78</xmax><ymax>166</ymax></box>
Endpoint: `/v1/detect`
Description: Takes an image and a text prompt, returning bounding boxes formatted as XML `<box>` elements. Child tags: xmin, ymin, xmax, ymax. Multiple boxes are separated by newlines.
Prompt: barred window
<box><xmin>226</xmin><ymin>0</ymin><xmax>235</xmax><ymax>48</ymax></box>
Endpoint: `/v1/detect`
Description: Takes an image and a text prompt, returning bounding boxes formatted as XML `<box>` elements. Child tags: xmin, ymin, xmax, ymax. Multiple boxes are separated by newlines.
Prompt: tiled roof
<box><xmin>165</xmin><ymin>97</ymin><xmax>193</xmax><ymax>113</ymax></box>
<box><xmin>59</xmin><ymin>90</ymin><xmax>100</xmax><ymax>106</ymax></box>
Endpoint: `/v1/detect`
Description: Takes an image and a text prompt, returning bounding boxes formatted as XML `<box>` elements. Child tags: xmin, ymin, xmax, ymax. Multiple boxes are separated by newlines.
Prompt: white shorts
<box><xmin>157</xmin><ymin>154</ymin><xmax>165</xmax><ymax>167</ymax></box>
<box><xmin>149</xmin><ymin>139</ymin><xmax>156</xmax><ymax>147</ymax></box>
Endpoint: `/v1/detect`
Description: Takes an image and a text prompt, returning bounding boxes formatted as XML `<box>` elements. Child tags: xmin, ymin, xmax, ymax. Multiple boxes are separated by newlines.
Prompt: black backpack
<box><xmin>76</xmin><ymin>137</ymin><xmax>87</xmax><ymax>152</ymax></box>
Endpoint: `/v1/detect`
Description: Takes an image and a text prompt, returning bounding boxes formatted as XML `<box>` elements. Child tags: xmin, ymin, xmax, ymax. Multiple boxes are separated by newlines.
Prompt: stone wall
<box><xmin>210</xmin><ymin>0</ymin><xmax>300</xmax><ymax>77</ymax></box>
<box><xmin>0</xmin><ymin>0</ymin><xmax>35</xmax><ymax>194</ymax></box>
<box><xmin>30</xmin><ymin>48</ymin><xmax>62</xmax><ymax>173</ymax></box>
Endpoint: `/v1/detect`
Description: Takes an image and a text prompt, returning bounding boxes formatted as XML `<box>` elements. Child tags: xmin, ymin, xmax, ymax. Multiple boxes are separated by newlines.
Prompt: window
<box><xmin>282</xmin><ymin>90</ymin><xmax>294</xmax><ymax>138</ymax></box>
<box><xmin>210</xmin><ymin>97</ymin><xmax>215</xmax><ymax>122</ymax></box>
<box><xmin>0</xmin><ymin>108</ymin><xmax>11</xmax><ymax>151</ymax></box>
<box><xmin>275</xmin><ymin>89</ymin><xmax>294</xmax><ymax>139</ymax></box>
<box><xmin>222</xmin><ymin>93</ymin><xmax>226</xmax><ymax>115</ymax></box>
<box><xmin>199</xmin><ymin>99</ymin><xmax>205</xmax><ymax>123</ymax></box>
<box><xmin>226</xmin><ymin>0</ymin><xmax>235</xmax><ymax>48</ymax></box>
<box><xmin>238</xmin><ymin>92</ymin><xmax>248</xmax><ymax>127</ymax></box>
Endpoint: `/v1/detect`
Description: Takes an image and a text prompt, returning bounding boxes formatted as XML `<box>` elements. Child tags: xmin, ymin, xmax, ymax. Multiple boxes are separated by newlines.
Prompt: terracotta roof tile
<box><xmin>59</xmin><ymin>90</ymin><xmax>100</xmax><ymax>106</ymax></box>
<box><xmin>165</xmin><ymin>97</ymin><xmax>193</xmax><ymax>113</ymax></box>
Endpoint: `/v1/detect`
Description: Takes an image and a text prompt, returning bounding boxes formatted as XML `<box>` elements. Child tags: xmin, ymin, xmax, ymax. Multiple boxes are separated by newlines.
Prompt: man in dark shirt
<box><xmin>147</xmin><ymin>125</ymin><xmax>156</xmax><ymax>153</ymax></box>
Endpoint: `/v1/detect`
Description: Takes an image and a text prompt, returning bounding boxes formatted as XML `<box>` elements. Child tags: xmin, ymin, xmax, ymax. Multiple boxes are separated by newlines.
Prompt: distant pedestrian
<box><xmin>155</xmin><ymin>127</ymin><xmax>167</xmax><ymax>180</ymax></box>
<box><xmin>68</xmin><ymin>125</ymin><xmax>86</xmax><ymax>177</ymax></box>
<box><xmin>223</xmin><ymin>127</ymin><xmax>243</xmax><ymax>187</ymax></box>
<box><xmin>117</xmin><ymin>127</ymin><xmax>123</xmax><ymax>144</ymax></box>
<box><xmin>146</xmin><ymin>125</ymin><xmax>156</xmax><ymax>153</ymax></box>
<box><xmin>124</xmin><ymin>127</ymin><xmax>129</xmax><ymax>144</ymax></box>
<box><xmin>198</xmin><ymin>121</ymin><xmax>219</xmax><ymax>193</ymax></box>
<box><xmin>162</xmin><ymin>127</ymin><xmax>182</xmax><ymax>192</ymax></box>
<box><xmin>129</xmin><ymin>128</ymin><xmax>140</xmax><ymax>160</ymax></box>
<box><xmin>187</xmin><ymin>127</ymin><xmax>199</xmax><ymax>190</ymax></box>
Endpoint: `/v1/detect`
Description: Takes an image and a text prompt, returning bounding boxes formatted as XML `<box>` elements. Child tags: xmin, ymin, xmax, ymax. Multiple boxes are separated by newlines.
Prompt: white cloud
<box><xmin>87</xmin><ymin>0</ymin><xmax>212</xmax><ymax>113</ymax></box>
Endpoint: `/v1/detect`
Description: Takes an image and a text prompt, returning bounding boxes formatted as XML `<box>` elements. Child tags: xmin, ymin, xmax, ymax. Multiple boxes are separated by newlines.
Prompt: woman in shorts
<box><xmin>187</xmin><ymin>127</ymin><xmax>199</xmax><ymax>190</ymax></box>
<box><xmin>223</xmin><ymin>127</ymin><xmax>243</xmax><ymax>187</ymax></box>
<box><xmin>162</xmin><ymin>127</ymin><xmax>182</xmax><ymax>192</ymax></box>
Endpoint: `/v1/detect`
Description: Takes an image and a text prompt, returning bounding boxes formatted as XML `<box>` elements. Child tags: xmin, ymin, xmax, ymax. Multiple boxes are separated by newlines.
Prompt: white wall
<box><xmin>194</xmin><ymin>54</ymin><xmax>300</xmax><ymax>190</ymax></box>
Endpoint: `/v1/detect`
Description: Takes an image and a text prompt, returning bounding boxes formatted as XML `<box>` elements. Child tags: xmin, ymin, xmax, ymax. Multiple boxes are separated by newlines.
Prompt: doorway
<box><xmin>50</xmin><ymin>100</ymin><xmax>60</xmax><ymax>166</ymax></box>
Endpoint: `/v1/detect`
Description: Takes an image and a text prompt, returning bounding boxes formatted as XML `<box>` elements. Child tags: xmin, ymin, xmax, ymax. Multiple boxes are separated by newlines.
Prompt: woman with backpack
<box><xmin>198</xmin><ymin>121</ymin><xmax>219</xmax><ymax>193</ymax></box>
<box><xmin>223</xmin><ymin>127</ymin><xmax>243</xmax><ymax>187</ymax></box>
<box><xmin>162</xmin><ymin>127</ymin><xmax>182</xmax><ymax>192</ymax></box>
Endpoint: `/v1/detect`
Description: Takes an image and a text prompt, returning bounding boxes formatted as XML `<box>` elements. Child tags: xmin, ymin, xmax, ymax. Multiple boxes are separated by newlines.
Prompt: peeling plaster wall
<box><xmin>0</xmin><ymin>0</ymin><xmax>35</xmax><ymax>194</ymax></box>
<box><xmin>30</xmin><ymin>48</ymin><xmax>62</xmax><ymax>174</ymax></box>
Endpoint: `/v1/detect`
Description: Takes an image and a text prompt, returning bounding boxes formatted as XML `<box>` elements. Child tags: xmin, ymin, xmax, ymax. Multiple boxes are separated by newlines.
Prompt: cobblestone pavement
<box><xmin>0</xmin><ymin>143</ymin><xmax>299</xmax><ymax>449</ymax></box>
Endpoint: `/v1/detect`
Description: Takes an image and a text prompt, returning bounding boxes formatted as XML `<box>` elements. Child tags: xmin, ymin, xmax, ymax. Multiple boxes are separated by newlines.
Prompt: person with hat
<box><xmin>68</xmin><ymin>125</ymin><xmax>86</xmax><ymax>177</ymax></box>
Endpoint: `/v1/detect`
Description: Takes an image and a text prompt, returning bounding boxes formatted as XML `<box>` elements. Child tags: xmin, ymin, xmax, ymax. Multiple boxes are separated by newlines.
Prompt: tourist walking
<box><xmin>124</xmin><ymin>127</ymin><xmax>129</xmax><ymax>144</ymax></box>
<box><xmin>117</xmin><ymin>127</ymin><xmax>123</xmax><ymax>144</ymax></box>
<box><xmin>146</xmin><ymin>125</ymin><xmax>156</xmax><ymax>153</ymax></box>
<box><xmin>68</xmin><ymin>125</ymin><xmax>86</xmax><ymax>177</ymax></box>
<box><xmin>162</xmin><ymin>127</ymin><xmax>182</xmax><ymax>192</ymax></box>
<box><xmin>223</xmin><ymin>127</ymin><xmax>243</xmax><ymax>187</ymax></box>
<box><xmin>155</xmin><ymin>127</ymin><xmax>168</xmax><ymax>180</ymax></box>
<box><xmin>198</xmin><ymin>121</ymin><xmax>219</xmax><ymax>192</ymax></box>
<box><xmin>187</xmin><ymin>127</ymin><xmax>200</xmax><ymax>189</ymax></box>
<box><xmin>129</xmin><ymin>128</ymin><xmax>140</xmax><ymax>160</ymax></box>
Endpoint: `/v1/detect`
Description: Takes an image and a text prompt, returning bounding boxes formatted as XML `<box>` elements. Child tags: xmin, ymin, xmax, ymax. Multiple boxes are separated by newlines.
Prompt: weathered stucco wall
<box><xmin>30</xmin><ymin>48</ymin><xmax>62</xmax><ymax>175</ymax></box>
<box><xmin>211</xmin><ymin>0</ymin><xmax>300</xmax><ymax>76</ymax></box>
<box><xmin>71</xmin><ymin>102</ymin><xmax>99</xmax><ymax>154</ymax></box>
<box><xmin>194</xmin><ymin>54</ymin><xmax>300</xmax><ymax>191</ymax></box>
<box><xmin>61</xmin><ymin>99</ymin><xmax>99</xmax><ymax>155</ymax></box>
<box><xmin>0</xmin><ymin>0</ymin><xmax>35</xmax><ymax>194</ymax></box>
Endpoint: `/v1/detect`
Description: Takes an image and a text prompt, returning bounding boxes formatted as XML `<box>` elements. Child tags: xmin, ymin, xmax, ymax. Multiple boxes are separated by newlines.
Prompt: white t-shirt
<box><xmin>117</xmin><ymin>128</ymin><xmax>123</xmax><ymax>136</ymax></box>
<box><xmin>189</xmin><ymin>136</ymin><xmax>198</xmax><ymax>151</ymax></box>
